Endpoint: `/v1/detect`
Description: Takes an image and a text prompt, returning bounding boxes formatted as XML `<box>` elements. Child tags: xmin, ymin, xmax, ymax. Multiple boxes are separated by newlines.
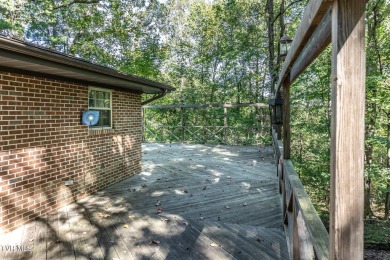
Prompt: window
<box><xmin>88</xmin><ymin>87</ymin><xmax>112</xmax><ymax>129</ymax></box>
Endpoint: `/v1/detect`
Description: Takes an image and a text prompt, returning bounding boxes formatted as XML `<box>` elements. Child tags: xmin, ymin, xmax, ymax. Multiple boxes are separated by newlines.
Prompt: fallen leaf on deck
<box><xmin>123</xmin><ymin>224</ymin><xmax>128</xmax><ymax>228</ymax></box>
<box><xmin>210</xmin><ymin>242</ymin><xmax>219</xmax><ymax>247</ymax></box>
<box><xmin>149</xmin><ymin>240</ymin><xmax>160</xmax><ymax>245</ymax></box>
<box><xmin>98</xmin><ymin>212</ymin><xmax>110</xmax><ymax>218</ymax></box>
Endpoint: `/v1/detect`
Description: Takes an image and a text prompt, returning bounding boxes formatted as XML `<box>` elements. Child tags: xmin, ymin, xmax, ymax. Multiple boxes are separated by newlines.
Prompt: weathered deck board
<box><xmin>84</xmin><ymin>206</ymin><xmax>126</xmax><ymax>260</ymax></box>
<box><xmin>30</xmin><ymin>219</ymin><xmax>48</xmax><ymax>260</ymax></box>
<box><xmin>1</xmin><ymin>223</ymin><xmax>25</xmax><ymax>260</ymax></box>
<box><xmin>15</xmin><ymin>221</ymin><xmax>35</xmax><ymax>259</ymax></box>
<box><xmin>0</xmin><ymin>144</ymin><xmax>288</xmax><ymax>260</ymax></box>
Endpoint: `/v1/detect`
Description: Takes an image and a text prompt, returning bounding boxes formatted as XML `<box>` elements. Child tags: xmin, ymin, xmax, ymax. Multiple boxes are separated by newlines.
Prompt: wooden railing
<box><xmin>272</xmin><ymin>129</ymin><xmax>329</xmax><ymax>259</ymax></box>
<box><xmin>142</xmin><ymin>103</ymin><xmax>270</xmax><ymax>145</ymax></box>
<box><xmin>273</xmin><ymin>0</ymin><xmax>366</xmax><ymax>257</ymax></box>
<box><xmin>143</xmin><ymin>124</ymin><xmax>269</xmax><ymax>145</ymax></box>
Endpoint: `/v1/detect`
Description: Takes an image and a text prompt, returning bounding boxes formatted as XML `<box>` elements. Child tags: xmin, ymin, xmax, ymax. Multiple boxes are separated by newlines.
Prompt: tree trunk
<box><xmin>364</xmin><ymin>180</ymin><xmax>373</xmax><ymax>218</ymax></box>
<box><xmin>363</xmin><ymin>0</ymin><xmax>383</xmax><ymax>218</ymax></box>
<box><xmin>266</xmin><ymin>0</ymin><xmax>275</xmax><ymax>94</ymax></box>
<box><xmin>385</xmin><ymin>116</ymin><xmax>390</xmax><ymax>219</ymax></box>
<box><xmin>385</xmin><ymin>182</ymin><xmax>389</xmax><ymax>219</ymax></box>
<box><xmin>364</xmin><ymin>100</ymin><xmax>376</xmax><ymax>218</ymax></box>
<box><xmin>276</xmin><ymin>0</ymin><xmax>285</xmax><ymax>73</ymax></box>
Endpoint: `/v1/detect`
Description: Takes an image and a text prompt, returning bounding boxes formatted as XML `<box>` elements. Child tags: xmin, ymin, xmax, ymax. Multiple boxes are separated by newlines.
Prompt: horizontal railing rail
<box><xmin>142</xmin><ymin>103</ymin><xmax>270</xmax><ymax>146</ymax></box>
<box><xmin>143</xmin><ymin>125</ymin><xmax>270</xmax><ymax>145</ymax></box>
<box><xmin>272</xmin><ymin>128</ymin><xmax>329</xmax><ymax>260</ymax></box>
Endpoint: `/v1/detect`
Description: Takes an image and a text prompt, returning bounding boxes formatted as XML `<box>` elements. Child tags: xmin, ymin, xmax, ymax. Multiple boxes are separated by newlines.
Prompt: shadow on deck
<box><xmin>0</xmin><ymin>144</ymin><xmax>288</xmax><ymax>260</ymax></box>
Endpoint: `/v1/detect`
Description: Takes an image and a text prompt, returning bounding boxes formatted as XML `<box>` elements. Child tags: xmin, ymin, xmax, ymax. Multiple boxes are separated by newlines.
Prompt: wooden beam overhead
<box><xmin>276</xmin><ymin>0</ymin><xmax>333</xmax><ymax>93</ymax></box>
<box><xmin>289</xmin><ymin>8</ymin><xmax>332</xmax><ymax>84</ymax></box>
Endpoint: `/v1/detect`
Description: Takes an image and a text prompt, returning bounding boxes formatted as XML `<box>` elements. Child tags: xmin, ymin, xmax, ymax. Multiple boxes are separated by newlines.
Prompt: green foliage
<box><xmin>0</xmin><ymin>0</ymin><xmax>25</xmax><ymax>38</ymax></box>
<box><xmin>290</xmin><ymin>0</ymin><xmax>390</xmax><ymax>218</ymax></box>
<box><xmin>290</xmin><ymin>47</ymin><xmax>332</xmax><ymax>207</ymax></box>
<box><xmin>365</xmin><ymin>220</ymin><xmax>390</xmax><ymax>246</ymax></box>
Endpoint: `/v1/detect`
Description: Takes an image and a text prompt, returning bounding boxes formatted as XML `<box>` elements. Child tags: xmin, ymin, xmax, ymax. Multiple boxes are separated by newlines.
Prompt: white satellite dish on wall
<box><xmin>81</xmin><ymin>111</ymin><xmax>99</xmax><ymax>126</ymax></box>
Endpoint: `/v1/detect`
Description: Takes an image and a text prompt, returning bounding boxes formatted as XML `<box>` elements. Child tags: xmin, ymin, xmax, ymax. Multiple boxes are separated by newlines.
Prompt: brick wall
<box><xmin>0</xmin><ymin>71</ymin><xmax>142</xmax><ymax>234</ymax></box>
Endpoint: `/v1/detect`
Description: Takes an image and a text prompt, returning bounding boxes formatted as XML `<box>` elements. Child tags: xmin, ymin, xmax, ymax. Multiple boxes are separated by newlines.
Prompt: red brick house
<box><xmin>0</xmin><ymin>36</ymin><xmax>173</xmax><ymax>234</ymax></box>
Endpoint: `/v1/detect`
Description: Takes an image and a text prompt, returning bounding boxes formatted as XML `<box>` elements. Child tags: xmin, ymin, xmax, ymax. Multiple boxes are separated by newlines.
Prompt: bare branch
<box><xmin>273</xmin><ymin>0</ymin><xmax>303</xmax><ymax>24</ymax></box>
<box><xmin>53</xmin><ymin>0</ymin><xmax>100</xmax><ymax>10</ymax></box>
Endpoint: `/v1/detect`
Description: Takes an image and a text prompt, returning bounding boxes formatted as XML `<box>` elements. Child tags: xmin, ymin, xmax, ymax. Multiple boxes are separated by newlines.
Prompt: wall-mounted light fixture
<box><xmin>279</xmin><ymin>35</ymin><xmax>293</xmax><ymax>61</ymax></box>
<box><xmin>269</xmin><ymin>91</ymin><xmax>283</xmax><ymax>139</ymax></box>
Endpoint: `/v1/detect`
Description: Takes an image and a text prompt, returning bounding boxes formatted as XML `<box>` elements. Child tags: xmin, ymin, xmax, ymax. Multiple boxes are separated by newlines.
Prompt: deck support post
<box><xmin>269</xmin><ymin>92</ymin><xmax>283</xmax><ymax>140</ymax></box>
<box><xmin>142</xmin><ymin>108</ymin><xmax>145</xmax><ymax>142</ymax></box>
<box><xmin>330</xmin><ymin>1</ymin><xmax>366</xmax><ymax>259</ymax></box>
<box><xmin>224</xmin><ymin>107</ymin><xmax>228</xmax><ymax>143</ymax></box>
<box><xmin>180</xmin><ymin>103</ymin><xmax>184</xmax><ymax>142</ymax></box>
<box><xmin>276</xmin><ymin>91</ymin><xmax>283</xmax><ymax>140</ymax></box>
<box><xmin>282</xmin><ymin>80</ymin><xmax>291</xmax><ymax>159</ymax></box>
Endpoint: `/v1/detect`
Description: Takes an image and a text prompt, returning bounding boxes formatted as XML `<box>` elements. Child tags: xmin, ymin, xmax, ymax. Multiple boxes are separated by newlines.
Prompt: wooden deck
<box><xmin>0</xmin><ymin>144</ymin><xmax>288</xmax><ymax>260</ymax></box>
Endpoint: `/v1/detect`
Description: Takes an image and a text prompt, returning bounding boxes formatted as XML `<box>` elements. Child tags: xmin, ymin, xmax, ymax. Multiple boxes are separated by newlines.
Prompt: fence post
<box><xmin>224</xmin><ymin>107</ymin><xmax>228</xmax><ymax>144</ymax></box>
<box><xmin>180</xmin><ymin>104</ymin><xmax>184</xmax><ymax>143</ymax></box>
<box><xmin>282</xmin><ymin>81</ymin><xmax>291</xmax><ymax>159</ymax></box>
<box><xmin>142</xmin><ymin>108</ymin><xmax>145</xmax><ymax>142</ymax></box>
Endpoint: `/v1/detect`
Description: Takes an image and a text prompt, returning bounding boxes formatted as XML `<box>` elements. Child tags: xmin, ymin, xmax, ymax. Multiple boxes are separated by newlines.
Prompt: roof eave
<box><xmin>0</xmin><ymin>36</ymin><xmax>175</xmax><ymax>94</ymax></box>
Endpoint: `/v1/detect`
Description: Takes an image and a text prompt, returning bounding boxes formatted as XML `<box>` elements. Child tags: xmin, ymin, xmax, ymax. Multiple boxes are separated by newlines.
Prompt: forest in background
<box><xmin>1</xmin><ymin>0</ymin><xmax>389</xmax><ymax>227</ymax></box>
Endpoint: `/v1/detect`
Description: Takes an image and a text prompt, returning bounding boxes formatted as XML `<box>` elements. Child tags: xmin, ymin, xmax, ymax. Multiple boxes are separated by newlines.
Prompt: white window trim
<box><xmin>88</xmin><ymin>86</ymin><xmax>113</xmax><ymax>130</ymax></box>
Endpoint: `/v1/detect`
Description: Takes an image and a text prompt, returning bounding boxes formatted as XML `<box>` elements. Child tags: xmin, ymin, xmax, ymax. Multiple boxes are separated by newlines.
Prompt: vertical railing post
<box><xmin>224</xmin><ymin>107</ymin><xmax>228</xmax><ymax>144</ymax></box>
<box><xmin>269</xmin><ymin>92</ymin><xmax>283</xmax><ymax>140</ymax></box>
<box><xmin>275</xmin><ymin>92</ymin><xmax>283</xmax><ymax>140</ymax></box>
<box><xmin>330</xmin><ymin>1</ymin><xmax>366</xmax><ymax>259</ymax></box>
<box><xmin>142</xmin><ymin>107</ymin><xmax>145</xmax><ymax>142</ymax></box>
<box><xmin>282</xmin><ymin>80</ymin><xmax>291</xmax><ymax>159</ymax></box>
<box><xmin>180</xmin><ymin>103</ymin><xmax>184</xmax><ymax>143</ymax></box>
